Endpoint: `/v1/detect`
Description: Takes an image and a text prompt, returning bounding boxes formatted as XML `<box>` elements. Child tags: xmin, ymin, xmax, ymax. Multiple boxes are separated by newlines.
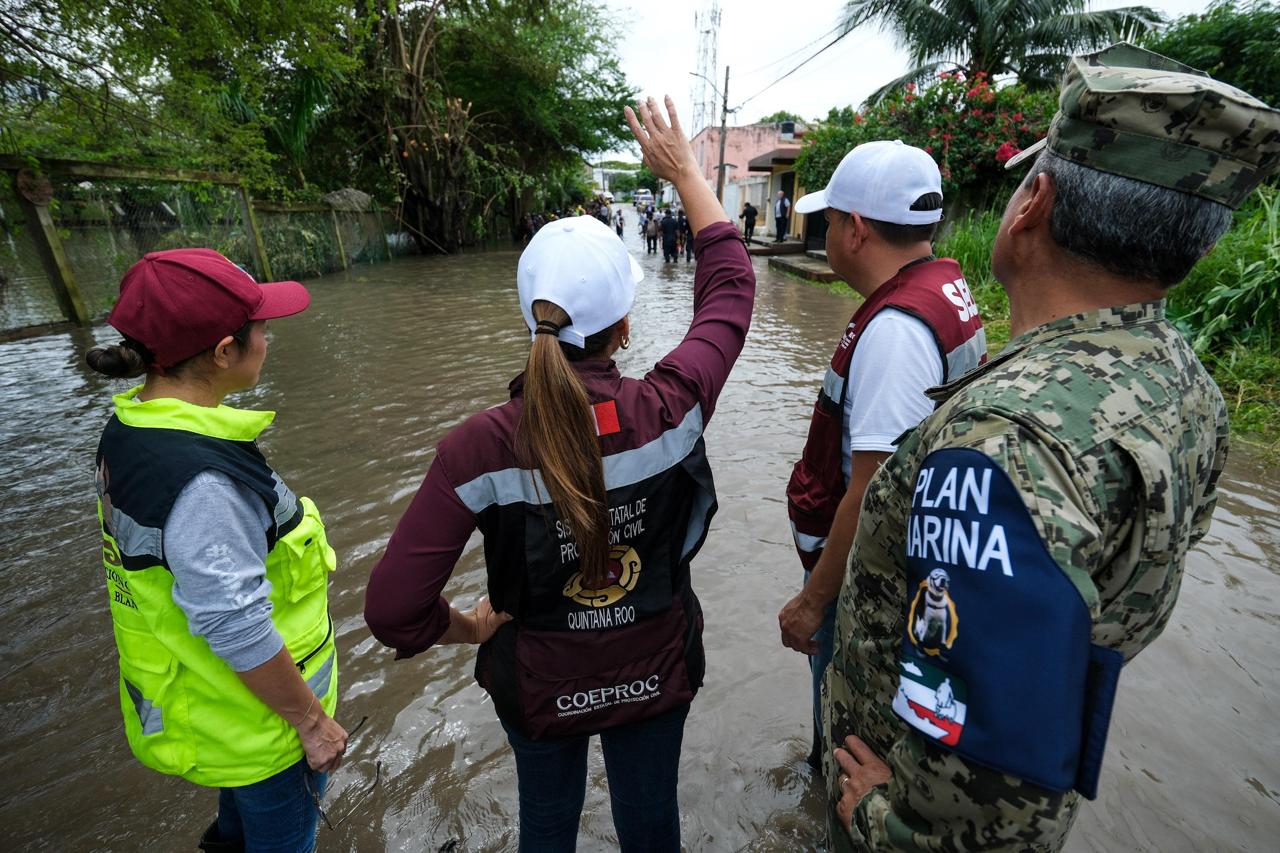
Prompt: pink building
<box><xmin>689</xmin><ymin>121</ymin><xmax>806</xmax><ymax>239</ymax></box>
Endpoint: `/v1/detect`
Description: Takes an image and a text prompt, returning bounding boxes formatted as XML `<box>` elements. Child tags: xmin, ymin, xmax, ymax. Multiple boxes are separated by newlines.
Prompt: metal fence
<box><xmin>0</xmin><ymin>158</ymin><xmax>410</xmax><ymax>337</ymax></box>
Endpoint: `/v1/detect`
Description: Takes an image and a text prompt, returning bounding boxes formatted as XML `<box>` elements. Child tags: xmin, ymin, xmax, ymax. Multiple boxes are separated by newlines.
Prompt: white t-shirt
<box><xmin>841</xmin><ymin>308</ymin><xmax>943</xmax><ymax>483</ymax></box>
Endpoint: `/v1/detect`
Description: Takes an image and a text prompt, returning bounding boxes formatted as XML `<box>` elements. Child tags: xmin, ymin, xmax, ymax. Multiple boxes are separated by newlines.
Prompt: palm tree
<box><xmin>843</xmin><ymin>0</ymin><xmax>1164</xmax><ymax>102</ymax></box>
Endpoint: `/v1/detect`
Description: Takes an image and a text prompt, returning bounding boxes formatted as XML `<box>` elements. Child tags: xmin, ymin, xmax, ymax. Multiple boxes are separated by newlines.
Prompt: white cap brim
<box><xmin>1004</xmin><ymin>138</ymin><xmax>1047</xmax><ymax>171</ymax></box>
<box><xmin>794</xmin><ymin>189</ymin><xmax>829</xmax><ymax>215</ymax></box>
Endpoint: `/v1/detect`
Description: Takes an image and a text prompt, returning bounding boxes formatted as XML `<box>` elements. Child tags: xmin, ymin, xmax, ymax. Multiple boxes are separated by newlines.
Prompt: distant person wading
<box><xmin>364</xmin><ymin>95</ymin><xmax>755</xmax><ymax>853</ymax></box>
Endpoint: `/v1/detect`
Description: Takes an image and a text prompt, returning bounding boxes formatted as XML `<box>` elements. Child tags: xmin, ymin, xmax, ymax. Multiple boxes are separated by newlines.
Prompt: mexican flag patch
<box><xmin>892</xmin><ymin>655</ymin><xmax>968</xmax><ymax>747</ymax></box>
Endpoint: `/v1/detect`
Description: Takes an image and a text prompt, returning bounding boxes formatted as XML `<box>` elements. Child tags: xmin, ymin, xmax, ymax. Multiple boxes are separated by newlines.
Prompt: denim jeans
<box><xmin>805</xmin><ymin>569</ymin><xmax>837</xmax><ymax>764</ymax></box>
<box><xmin>502</xmin><ymin>703</ymin><xmax>689</xmax><ymax>853</ymax></box>
<box><xmin>216</xmin><ymin>758</ymin><xmax>326</xmax><ymax>853</ymax></box>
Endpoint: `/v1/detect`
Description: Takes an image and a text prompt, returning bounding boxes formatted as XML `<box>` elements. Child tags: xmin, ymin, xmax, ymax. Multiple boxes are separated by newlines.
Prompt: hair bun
<box><xmin>86</xmin><ymin>341</ymin><xmax>148</xmax><ymax>378</ymax></box>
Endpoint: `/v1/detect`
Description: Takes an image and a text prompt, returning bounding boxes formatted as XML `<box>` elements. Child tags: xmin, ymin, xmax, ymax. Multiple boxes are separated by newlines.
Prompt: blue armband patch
<box><xmin>892</xmin><ymin>448</ymin><xmax>1122</xmax><ymax>797</ymax></box>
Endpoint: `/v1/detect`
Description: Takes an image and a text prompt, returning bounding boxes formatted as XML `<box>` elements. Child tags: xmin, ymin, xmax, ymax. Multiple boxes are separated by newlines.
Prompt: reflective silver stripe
<box><xmin>945</xmin><ymin>327</ymin><xmax>987</xmax><ymax>381</ymax></box>
<box><xmin>821</xmin><ymin>366</ymin><xmax>845</xmax><ymax>403</ymax></box>
<box><xmin>305</xmin><ymin>653</ymin><xmax>335</xmax><ymax>699</ymax></box>
<box><xmin>271</xmin><ymin>473</ymin><xmax>299</xmax><ymax>529</ymax></box>
<box><xmin>454</xmin><ymin>465</ymin><xmax>550</xmax><ymax>512</ymax></box>
<box><xmin>123</xmin><ymin>678</ymin><xmax>164</xmax><ymax>735</ymax></box>
<box><xmin>790</xmin><ymin>521</ymin><xmax>828</xmax><ymax>553</ymax></box>
<box><xmin>454</xmin><ymin>404</ymin><xmax>705</xmax><ymax>513</ymax></box>
<box><xmin>109</xmin><ymin>506</ymin><xmax>163</xmax><ymax>559</ymax></box>
<box><xmin>603</xmin><ymin>404</ymin><xmax>703</xmax><ymax>492</ymax></box>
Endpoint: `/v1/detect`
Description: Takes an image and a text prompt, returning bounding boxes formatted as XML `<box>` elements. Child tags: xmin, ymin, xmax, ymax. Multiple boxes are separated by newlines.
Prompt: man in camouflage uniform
<box><xmin>821</xmin><ymin>43</ymin><xmax>1280</xmax><ymax>851</ymax></box>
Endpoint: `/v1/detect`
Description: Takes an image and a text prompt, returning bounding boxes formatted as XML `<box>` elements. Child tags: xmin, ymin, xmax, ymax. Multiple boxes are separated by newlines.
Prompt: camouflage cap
<box><xmin>1005</xmin><ymin>43</ymin><xmax>1280</xmax><ymax>208</ymax></box>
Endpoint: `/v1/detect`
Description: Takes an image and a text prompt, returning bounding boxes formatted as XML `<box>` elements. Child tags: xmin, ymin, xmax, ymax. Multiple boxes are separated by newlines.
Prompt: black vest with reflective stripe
<box><xmin>472</xmin><ymin>429</ymin><xmax>714</xmax><ymax>739</ymax></box>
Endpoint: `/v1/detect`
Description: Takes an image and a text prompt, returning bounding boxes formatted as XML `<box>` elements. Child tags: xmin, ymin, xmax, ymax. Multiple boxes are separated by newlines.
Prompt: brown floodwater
<box><xmin>1</xmin><ymin>226</ymin><xmax>1277</xmax><ymax>852</ymax></box>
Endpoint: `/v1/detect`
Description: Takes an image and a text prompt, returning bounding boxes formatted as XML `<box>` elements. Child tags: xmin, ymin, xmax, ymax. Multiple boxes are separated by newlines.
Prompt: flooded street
<box><xmin>2</xmin><ymin>224</ymin><xmax>1277</xmax><ymax>852</ymax></box>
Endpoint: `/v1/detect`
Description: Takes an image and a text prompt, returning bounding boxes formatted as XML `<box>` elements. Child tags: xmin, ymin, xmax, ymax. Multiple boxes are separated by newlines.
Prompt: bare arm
<box><xmin>235</xmin><ymin>647</ymin><xmax>348</xmax><ymax>772</ymax></box>
<box><xmin>779</xmin><ymin>450</ymin><xmax>888</xmax><ymax>653</ymax></box>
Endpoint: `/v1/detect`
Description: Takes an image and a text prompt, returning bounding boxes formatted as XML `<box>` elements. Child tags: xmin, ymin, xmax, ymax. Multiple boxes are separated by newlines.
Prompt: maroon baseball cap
<box><xmin>108</xmin><ymin>248</ymin><xmax>311</xmax><ymax>368</ymax></box>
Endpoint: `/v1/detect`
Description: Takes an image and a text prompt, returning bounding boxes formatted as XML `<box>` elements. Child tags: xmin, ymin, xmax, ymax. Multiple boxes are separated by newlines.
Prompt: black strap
<box><xmin>534</xmin><ymin>320</ymin><xmax>562</xmax><ymax>336</ymax></box>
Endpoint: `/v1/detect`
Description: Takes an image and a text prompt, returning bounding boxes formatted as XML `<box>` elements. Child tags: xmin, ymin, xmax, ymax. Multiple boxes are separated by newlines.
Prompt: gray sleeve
<box><xmin>163</xmin><ymin>470</ymin><xmax>284</xmax><ymax>672</ymax></box>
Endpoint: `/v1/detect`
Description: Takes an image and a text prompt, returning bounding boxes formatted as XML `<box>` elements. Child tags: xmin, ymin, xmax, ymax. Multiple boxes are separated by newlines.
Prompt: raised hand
<box><xmin>624</xmin><ymin>96</ymin><xmax>699</xmax><ymax>185</ymax></box>
<box><xmin>624</xmin><ymin>96</ymin><xmax>729</xmax><ymax>233</ymax></box>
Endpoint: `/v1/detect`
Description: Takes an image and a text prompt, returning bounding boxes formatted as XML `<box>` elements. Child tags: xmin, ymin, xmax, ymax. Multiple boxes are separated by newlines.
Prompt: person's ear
<box><xmin>210</xmin><ymin>335</ymin><xmax>237</xmax><ymax>369</ymax></box>
<box><xmin>1007</xmin><ymin>172</ymin><xmax>1055</xmax><ymax>237</ymax></box>
<box><xmin>847</xmin><ymin>211</ymin><xmax>870</xmax><ymax>253</ymax></box>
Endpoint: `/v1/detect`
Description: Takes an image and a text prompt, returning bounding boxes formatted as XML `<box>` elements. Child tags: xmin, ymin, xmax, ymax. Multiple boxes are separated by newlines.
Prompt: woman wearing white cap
<box><xmin>366</xmin><ymin>97</ymin><xmax>756</xmax><ymax>851</ymax></box>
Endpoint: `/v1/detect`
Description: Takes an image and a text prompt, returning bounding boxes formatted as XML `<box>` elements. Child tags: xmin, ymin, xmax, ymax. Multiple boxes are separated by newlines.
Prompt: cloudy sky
<box><xmin>601</xmin><ymin>0</ymin><xmax>1213</xmax><ymax>159</ymax></box>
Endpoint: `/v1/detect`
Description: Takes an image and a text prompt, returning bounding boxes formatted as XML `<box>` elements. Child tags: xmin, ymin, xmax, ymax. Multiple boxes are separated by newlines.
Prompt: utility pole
<box><xmin>715</xmin><ymin>65</ymin><xmax>730</xmax><ymax>203</ymax></box>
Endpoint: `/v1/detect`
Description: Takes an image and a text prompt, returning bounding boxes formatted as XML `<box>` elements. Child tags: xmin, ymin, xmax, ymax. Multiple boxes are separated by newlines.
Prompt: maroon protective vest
<box><xmin>785</xmin><ymin>258</ymin><xmax>987</xmax><ymax>570</ymax></box>
<box><xmin>468</xmin><ymin>379</ymin><xmax>715</xmax><ymax>741</ymax></box>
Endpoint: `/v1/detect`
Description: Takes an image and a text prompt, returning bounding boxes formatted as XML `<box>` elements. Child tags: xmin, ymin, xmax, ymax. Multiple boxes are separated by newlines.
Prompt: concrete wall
<box><xmin>693</xmin><ymin>124</ymin><xmax>804</xmax><ymax>227</ymax></box>
<box><xmin>692</xmin><ymin>124</ymin><xmax>785</xmax><ymax>186</ymax></box>
<box><xmin>725</xmin><ymin>176</ymin><xmax>769</xmax><ymax>235</ymax></box>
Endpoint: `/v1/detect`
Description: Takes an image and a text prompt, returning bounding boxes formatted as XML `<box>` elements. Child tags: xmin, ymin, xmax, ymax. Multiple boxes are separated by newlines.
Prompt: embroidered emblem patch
<box><xmin>907</xmin><ymin>568</ymin><xmax>959</xmax><ymax>656</ymax></box>
<box><xmin>893</xmin><ymin>655</ymin><xmax>968</xmax><ymax>746</ymax></box>
<box><xmin>562</xmin><ymin>544</ymin><xmax>641</xmax><ymax>607</ymax></box>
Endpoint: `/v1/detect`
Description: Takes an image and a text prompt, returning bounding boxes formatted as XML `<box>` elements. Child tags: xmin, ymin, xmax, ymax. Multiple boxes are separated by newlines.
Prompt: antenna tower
<box><xmin>691</xmin><ymin>1</ymin><xmax>721</xmax><ymax>136</ymax></box>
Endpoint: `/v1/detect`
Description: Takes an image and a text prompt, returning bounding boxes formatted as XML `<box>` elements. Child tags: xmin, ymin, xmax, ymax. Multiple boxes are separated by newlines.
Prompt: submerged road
<box><xmin>1</xmin><ymin>221</ymin><xmax>1277</xmax><ymax>850</ymax></box>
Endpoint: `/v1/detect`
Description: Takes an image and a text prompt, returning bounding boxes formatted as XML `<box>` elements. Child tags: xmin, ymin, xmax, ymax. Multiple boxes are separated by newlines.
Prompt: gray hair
<box><xmin>1024</xmin><ymin>152</ymin><xmax>1233</xmax><ymax>287</ymax></box>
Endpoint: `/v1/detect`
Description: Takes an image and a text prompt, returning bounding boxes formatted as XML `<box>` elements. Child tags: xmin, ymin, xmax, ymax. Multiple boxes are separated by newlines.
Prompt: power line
<box><xmin>736</xmin><ymin>25</ymin><xmax>855</xmax><ymax>109</ymax></box>
<box><xmin>741</xmin><ymin>20</ymin><xmax>846</xmax><ymax>76</ymax></box>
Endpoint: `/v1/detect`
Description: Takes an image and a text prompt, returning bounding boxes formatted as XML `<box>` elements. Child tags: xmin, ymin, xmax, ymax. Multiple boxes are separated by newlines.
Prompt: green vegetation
<box><xmin>787</xmin><ymin>1</ymin><xmax>1280</xmax><ymax>450</ymax></box>
<box><xmin>757</xmin><ymin>110</ymin><xmax>805</xmax><ymax>124</ymax></box>
<box><xmin>608</xmin><ymin>171</ymin><xmax>639</xmax><ymax>197</ymax></box>
<box><xmin>931</xmin><ymin>189</ymin><xmax>1280</xmax><ymax>449</ymax></box>
<box><xmin>796</xmin><ymin>76</ymin><xmax>1054</xmax><ymax>215</ymax></box>
<box><xmin>634</xmin><ymin>164</ymin><xmax>660</xmax><ymax>193</ymax></box>
<box><xmin>790</xmin><ymin>190</ymin><xmax>1279</xmax><ymax>448</ymax></box>
<box><xmin>840</xmin><ymin>0</ymin><xmax>1162</xmax><ymax>101</ymax></box>
<box><xmin>2</xmin><ymin>0</ymin><xmax>636</xmax><ymax>251</ymax></box>
<box><xmin>1141</xmin><ymin>0</ymin><xmax>1280</xmax><ymax>108</ymax></box>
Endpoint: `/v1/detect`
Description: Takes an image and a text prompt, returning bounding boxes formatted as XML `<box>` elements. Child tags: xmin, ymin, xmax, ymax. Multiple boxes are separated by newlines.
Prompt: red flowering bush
<box><xmin>797</xmin><ymin>72</ymin><xmax>1055</xmax><ymax>208</ymax></box>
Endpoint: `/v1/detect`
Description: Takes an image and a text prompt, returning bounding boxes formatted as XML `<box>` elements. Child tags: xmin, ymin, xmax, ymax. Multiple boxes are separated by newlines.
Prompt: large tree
<box><xmin>0</xmin><ymin>0</ymin><xmax>357</xmax><ymax>187</ymax></box>
<box><xmin>842</xmin><ymin>0</ymin><xmax>1164</xmax><ymax>101</ymax></box>
<box><xmin>313</xmin><ymin>0</ymin><xmax>635</xmax><ymax>252</ymax></box>
<box><xmin>3</xmin><ymin>0</ymin><xmax>635</xmax><ymax>250</ymax></box>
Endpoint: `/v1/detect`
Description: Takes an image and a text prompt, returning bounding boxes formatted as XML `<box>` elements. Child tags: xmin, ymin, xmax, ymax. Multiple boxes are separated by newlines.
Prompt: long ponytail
<box><xmin>517</xmin><ymin>301</ymin><xmax>611</xmax><ymax>587</ymax></box>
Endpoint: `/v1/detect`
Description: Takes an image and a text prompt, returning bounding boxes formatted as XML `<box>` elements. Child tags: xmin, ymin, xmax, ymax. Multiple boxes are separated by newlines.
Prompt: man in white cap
<box><xmin>777</xmin><ymin>140</ymin><xmax>988</xmax><ymax>769</ymax></box>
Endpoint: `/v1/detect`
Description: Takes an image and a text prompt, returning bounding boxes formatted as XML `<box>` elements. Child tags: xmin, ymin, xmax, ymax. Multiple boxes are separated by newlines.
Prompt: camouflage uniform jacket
<box><xmin>821</xmin><ymin>301</ymin><xmax>1229</xmax><ymax>851</ymax></box>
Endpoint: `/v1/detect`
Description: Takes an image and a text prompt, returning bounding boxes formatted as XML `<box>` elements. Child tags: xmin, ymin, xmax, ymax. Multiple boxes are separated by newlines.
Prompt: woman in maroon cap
<box><xmin>365</xmin><ymin>97</ymin><xmax>756</xmax><ymax>852</ymax></box>
<box><xmin>86</xmin><ymin>250</ymin><xmax>346</xmax><ymax>852</ymax></box>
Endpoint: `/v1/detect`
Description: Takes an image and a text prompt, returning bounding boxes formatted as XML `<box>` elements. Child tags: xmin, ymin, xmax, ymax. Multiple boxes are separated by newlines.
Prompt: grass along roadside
<box><xmin>776</xmin><ymin>193</ymin><xmax>1280</xmax><ymax>456</ymax></box>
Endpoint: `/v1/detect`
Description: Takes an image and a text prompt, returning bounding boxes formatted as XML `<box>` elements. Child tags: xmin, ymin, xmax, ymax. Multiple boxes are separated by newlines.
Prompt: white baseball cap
<box><xmin>794</xmin><ymin>140</ymin><xmax>943</xmax><ymax>225</ymax></box>
<box><xmin>517</xmin><ymin>215</ymin><xmax>644</xmax><ymax>347</ymax></box>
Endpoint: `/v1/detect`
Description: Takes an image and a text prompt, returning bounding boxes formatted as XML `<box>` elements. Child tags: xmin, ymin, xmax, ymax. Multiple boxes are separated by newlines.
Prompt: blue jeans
<box><xmin>502</xmin><ymin>703</ymin><xmax>689</xmax><ymax>853</ymax></box>
<box><xmin>806</xmin><ymin>569</ymin><xmax>837</xmax><ymax>762</ymax></box>
<box><xmin>216</xmin><ymin>759</ymin><xmax>326</xmax><ymax>853</ymax></box>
